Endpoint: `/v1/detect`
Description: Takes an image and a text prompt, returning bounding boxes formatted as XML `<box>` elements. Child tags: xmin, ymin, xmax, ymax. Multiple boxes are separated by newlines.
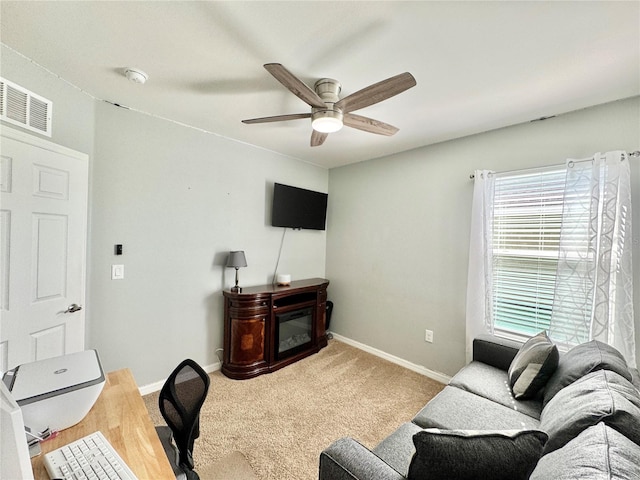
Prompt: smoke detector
<box><xmin>124</xmin><ymin>68</ymin><xmax>148</xmax><ymax>84</ymax></box>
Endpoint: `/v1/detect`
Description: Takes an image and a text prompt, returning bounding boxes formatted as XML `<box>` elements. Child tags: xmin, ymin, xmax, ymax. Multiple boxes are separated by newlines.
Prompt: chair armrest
<box><xmin>155</xmin><ymin>426</ymin><xmax>187</xmax><ymax>480</ymax></box>
<box><xmin>473</xmin><ymin>334</ymin><xmax>523</xmax><ymax>371</ymax></box>
<box><xmin>319</xmin><ymin>438</ymin><xmax>406</xmax><ymax>480</ymax></box>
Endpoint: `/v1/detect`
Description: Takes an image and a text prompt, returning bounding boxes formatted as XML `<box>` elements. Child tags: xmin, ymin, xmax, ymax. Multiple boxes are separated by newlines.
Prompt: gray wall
<box><xmin>90</xmin><ymin>102</ymin><xmax>327</xmax><ymax>385</ymax></box>
<box><xmin>1</xmin><ymin>45</ymin><xmax>328</xmax><ymax>386</ymax></box>
<box><xmin>326</xmin><ymin>96</ymin><xmax>640</xmax><ymax>377</ymax></box>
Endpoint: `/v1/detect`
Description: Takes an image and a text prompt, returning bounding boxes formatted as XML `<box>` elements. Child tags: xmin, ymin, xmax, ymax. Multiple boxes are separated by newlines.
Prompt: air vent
<box><xmin>0</xmin><ymin>77</ymin><xmax>52</xmax><ymax>137</ymax></box>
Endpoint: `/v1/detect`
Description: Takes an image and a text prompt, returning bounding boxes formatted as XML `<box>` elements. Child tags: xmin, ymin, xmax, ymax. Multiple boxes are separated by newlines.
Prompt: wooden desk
<box><xmin>31</xmin><ymin>368</ymin><xmax>174</xmax><ymax>479</ymax></box>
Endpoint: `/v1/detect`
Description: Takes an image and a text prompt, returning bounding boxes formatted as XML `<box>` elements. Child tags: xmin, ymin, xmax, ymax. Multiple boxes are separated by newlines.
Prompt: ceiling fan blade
<box><xmin>335</xmin><ymin>72</ymin><xmax>416</xmax><ymax>113</ymax></box>
<box><xmin>311</xmin><ymin>130</ymin><xmax>328</xmax><ymax>147</ymax></box>
<box><xmin>264</xmin><ymin>63</ymin><xmax>326</xmax><ymax>109</ymax></box>
<box><xmin>242</xmin><ymin>113</ymin><xmax>311</xmax><ymax>124</ymax></box>
<box><xmin>343</xmin><ymin>113</ymin><xmax>399</xmax><ymax>136</ymax></box>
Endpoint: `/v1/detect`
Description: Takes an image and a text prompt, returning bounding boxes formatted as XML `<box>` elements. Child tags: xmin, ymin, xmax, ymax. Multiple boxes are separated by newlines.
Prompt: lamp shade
<box><xmin>226</xmin><ymin>251</ymin><xmax>247</xmax><ymax>268</ymax></box>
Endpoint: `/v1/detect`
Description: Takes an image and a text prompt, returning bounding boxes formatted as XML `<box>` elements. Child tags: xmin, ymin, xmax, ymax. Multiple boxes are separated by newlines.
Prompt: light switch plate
<box><xmin>111</xmin><ymin>264</ymin><xmax>124</xmax><ymax>280</ymax></box>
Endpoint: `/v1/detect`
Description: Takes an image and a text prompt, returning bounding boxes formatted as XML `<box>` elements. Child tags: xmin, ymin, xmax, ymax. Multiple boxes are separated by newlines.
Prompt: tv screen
<box><xmin>272</xmin><ymin>183</ymin><xmax>328</xmax><ymax>230</ymax></box>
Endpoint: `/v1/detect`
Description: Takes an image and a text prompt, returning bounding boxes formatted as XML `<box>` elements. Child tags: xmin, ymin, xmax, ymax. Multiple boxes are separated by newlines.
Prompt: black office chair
<box><xmin>156</xmin><ymin>359</ymin><xmax>210</xmax><ymax>480</ymax></box>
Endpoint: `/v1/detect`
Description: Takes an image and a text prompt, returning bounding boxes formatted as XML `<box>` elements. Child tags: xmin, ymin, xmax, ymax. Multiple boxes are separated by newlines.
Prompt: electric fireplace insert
<box><xmin>276</xmin><ymin>307</ymin><xmax>313</xmax><ymax>360</ymax></box>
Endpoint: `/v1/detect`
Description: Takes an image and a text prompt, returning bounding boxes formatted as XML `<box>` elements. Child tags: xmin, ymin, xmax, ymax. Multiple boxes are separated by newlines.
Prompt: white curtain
<box><xmin>550</xmin><ymin>151</ymin><xmax>635</xmax><ymax>368</ymax></box>
<box><xmin>465</xmin><ymin>170</ymin><xmax>495</xmax><ymax>362</ymax></box>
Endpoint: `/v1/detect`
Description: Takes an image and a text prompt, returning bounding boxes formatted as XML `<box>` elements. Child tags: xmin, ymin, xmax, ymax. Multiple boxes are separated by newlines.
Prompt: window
<box><xmin>491</xmin><ymin>166</ymin><xmax>588</xmax><ymax>343</ymax></box>
<box><xmin>467</xmin><ymin>153</ymin><xmax>635</xmax><ymax>367</ymax></box>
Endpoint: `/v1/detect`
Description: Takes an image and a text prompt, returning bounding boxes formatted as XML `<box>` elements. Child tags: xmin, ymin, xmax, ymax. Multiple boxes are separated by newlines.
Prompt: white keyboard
<box><xmin>43</xmin><ymin>431</ymin><xmax>138</xmax><ymax>480</ymax></box>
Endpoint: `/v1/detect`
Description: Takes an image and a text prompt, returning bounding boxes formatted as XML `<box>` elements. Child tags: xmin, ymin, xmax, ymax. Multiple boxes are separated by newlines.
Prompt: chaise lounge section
<box><xmin>319</xmin><ymin>334</ymin><xmax>640</xmax><ymax>480</ymax></box>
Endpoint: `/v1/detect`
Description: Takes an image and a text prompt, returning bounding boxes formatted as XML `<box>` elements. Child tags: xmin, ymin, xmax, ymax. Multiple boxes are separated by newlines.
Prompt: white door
<box><xmin>0</xmin><ymin>126</ymin><xmax>88</xmax><ymax>372</ymax></box>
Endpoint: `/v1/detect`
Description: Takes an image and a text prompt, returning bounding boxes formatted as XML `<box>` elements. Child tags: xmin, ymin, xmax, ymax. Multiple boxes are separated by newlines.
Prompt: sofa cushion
<box><xmin>530</xmin><ymin>423</ymin><xmax>640</xmax><ymax>480</ymax></box>
<box><xmin>543</xmin><ymin>340</ymin><xmax>632</xmax><ymax>407</ymax></box>
<box><xmin>508</xmin><ymin>331</ymin><xmax>559</xmax><ymax>399</ymax></box>
<box><xmin>407</xmin><ymin>428</ymin><xmax>547</xmax><ymax>480</ymax></box>
<box><xmin>540</xmin><ymin>369</ymin><xmax>640</xmax><ymax>453</ymax></box>
<box><xmin>632</xmin><ymin>367</ymin><xmax>640</xmax><ymax>389</ymax></box>
<box><xmin>372</xmin><ymin>422</ymin><xmax>422</xmax><ymax>477</ymax></box>
<box><xmin>412</xmin><ymin>386</ymin><xmax>540</xmax><ymax>431</ymax></box>
<box><xmin>450</xmin><ymin>361</ymin><xmax>542</xmax><ymax>419</ymax></box>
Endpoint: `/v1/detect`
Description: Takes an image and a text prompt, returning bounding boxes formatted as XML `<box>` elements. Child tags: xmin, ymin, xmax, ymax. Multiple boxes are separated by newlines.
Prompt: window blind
<box><xmin>491</xmin><ymin>166</ymin><xmax>589</xmax><ymax>339</ymax></box>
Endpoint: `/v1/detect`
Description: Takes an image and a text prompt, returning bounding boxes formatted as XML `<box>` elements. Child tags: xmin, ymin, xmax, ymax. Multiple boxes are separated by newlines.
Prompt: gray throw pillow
<box><xmin>407</xmin><ymin>428</ymin><xmax>548</xmax><ymax>480</ymax></box>
<box><xmin>508</xmin><ymin>331</ymin><xmax>559</xmax><ymax>399</ymax></box>
<box><xmin>530</xmin><ymin>423</ymin><xmax>640</xmax><ymax>480</ymax></box>
<box><xmin>543</xmin><ymin>340</ymin><xmax>632</xmax><ymax>407</ymax></box>
<box><xmin>540</xmin><ymin>369</ymin><xmax>640</xmax><ymax>453</ymax></box>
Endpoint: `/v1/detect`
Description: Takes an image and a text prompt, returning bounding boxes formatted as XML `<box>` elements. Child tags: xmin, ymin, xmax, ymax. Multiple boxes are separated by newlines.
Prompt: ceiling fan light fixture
<box><xmin>243</xmin><ymin>64</ymin><xmax>416</xmax><ymax>146</ymax></box>
<box><xmin>312</xmin><ymin>110</ymin><xmax>343</xmax><ymax>133</ymax></box>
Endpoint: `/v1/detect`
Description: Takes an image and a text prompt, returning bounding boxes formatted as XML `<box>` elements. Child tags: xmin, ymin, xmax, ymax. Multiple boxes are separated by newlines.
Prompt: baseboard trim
<box><xmin>330</xmin><ymin>333</ymin><xmax>451</xmax><ymax>385</ymax></box>
<box><xmin>138</xmin><ymin>361</ymin><xmax>222</xmax><ymax>396</ymax></box>
<box><xmin>138</xmin><ymin>336</ymin><xmax>451</xmax><ymax>395</ymax></box>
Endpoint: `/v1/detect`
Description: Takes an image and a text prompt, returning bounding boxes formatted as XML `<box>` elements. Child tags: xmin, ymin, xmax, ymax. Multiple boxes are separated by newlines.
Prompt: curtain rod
<box><xmin>469</xmin><ymin>150</ymin><xmax>640</xmax><ymax>179</ymax></box>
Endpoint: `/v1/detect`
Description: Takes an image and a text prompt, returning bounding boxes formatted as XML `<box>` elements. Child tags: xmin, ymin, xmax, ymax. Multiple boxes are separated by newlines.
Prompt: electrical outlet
<box><xmin>425</xmin><ymin>329</ymin><xmax>433</xmax><ymax>343</ymax></box>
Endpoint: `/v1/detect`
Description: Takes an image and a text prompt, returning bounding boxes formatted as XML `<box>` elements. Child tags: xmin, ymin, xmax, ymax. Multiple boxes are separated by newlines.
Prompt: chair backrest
<box><xmin>159</xmin><ymin>359</ymin><xmax>210</xmax><ymax>472</ymax></box>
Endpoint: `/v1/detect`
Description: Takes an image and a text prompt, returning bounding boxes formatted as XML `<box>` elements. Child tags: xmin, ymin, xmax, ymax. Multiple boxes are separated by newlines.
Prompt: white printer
<box><xmin>2</xmin><ymin>350</ymin><xmax>105</xmax><ymax>434</ymax></box>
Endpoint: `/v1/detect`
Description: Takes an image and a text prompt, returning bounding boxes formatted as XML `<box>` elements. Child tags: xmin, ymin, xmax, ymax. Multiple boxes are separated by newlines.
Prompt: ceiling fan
<box><xmin>242</xmin><ymin>63</ymin><xmax>417</xmax><ymax>147</ymax></box>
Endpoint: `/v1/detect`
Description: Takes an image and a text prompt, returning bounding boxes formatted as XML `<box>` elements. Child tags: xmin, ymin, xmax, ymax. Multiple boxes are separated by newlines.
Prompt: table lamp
<box><xmin>226</xmin><ymin>251</ymin><xmax>247</xmax><ymax>292</ymax></box>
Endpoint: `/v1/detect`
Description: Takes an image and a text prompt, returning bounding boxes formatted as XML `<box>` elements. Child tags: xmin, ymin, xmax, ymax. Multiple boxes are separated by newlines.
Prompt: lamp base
<box><xmin>230</xmin><ymin>286</ymin><xmax>242</xmax><ymax>293</ymax></box>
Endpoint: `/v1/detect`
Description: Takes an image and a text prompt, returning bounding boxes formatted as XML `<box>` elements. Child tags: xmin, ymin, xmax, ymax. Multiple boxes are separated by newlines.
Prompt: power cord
<box><xmin>214</xmin><ymin>348</ymin><xmax>224</xmax><ymax>364</ymax></box>
<box><xmin>272</xmin><ymin>227</ymin><xmax>287</xmax><ymax>285</ymax></box>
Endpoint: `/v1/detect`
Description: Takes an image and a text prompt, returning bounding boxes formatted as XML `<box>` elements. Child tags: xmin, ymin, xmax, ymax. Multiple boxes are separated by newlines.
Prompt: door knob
<box><xmin>64</xmin><ymin>303</ymin><xmax>83</xmax><ymax>313</ymax></box>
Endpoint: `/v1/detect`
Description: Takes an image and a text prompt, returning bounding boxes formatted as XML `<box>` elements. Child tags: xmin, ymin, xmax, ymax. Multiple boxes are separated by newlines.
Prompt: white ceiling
<box><xmin>1</xmin><ymin>1</ymin><xmax>638</xmax><ymax>169</ymax></box>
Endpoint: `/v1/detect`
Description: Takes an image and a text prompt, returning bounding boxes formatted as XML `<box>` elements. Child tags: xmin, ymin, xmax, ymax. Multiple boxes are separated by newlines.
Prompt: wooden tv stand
<box><xmin>222</xmin><ymin>278</ymin><xmax>329</xmax><ymax>380</ymax></box>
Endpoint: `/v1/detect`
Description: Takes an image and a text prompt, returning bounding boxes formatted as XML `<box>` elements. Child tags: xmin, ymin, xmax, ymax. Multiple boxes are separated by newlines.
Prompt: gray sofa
<box><xmin>319</xmin><ymin>334</ymin><xmax>640</xmax><ymax>480</ymax></box>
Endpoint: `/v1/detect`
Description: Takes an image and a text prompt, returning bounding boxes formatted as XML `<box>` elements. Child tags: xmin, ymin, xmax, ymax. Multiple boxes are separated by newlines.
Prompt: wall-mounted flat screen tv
<box><xmin>272</xmin><ymin>183</ymin><xmax>328</xmax><ymax>230</ymax></box>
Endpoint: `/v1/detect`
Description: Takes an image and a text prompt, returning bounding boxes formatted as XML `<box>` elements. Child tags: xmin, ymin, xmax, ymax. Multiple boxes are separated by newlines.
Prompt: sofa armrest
<box><xmin>319</xmin><ymin>437</ymin><xmax>406</xmax><ymax>480</ymax></box>
<box><xmin>473</xmin><ymin>334</ymin><xmax>523</xmax><ymax>371</ymax></box>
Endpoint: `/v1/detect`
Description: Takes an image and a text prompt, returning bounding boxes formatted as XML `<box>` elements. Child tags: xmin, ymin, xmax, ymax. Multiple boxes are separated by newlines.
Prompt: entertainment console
<box><xmin>222</xmin><ymin>278</ymin><xmax>329</xmax><ymax>380</ymax></box>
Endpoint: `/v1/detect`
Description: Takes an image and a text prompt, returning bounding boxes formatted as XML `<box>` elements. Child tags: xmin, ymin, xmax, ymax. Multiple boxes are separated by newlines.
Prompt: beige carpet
<box><xmin>198</xmin><ymin>451</ymin><xmax>258</xmax><ymax>480</ymax></box>
<box><xmin>144</xmin><ymin>340</ymin><xmax>444</xmax><ymax>480</ymax></box>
